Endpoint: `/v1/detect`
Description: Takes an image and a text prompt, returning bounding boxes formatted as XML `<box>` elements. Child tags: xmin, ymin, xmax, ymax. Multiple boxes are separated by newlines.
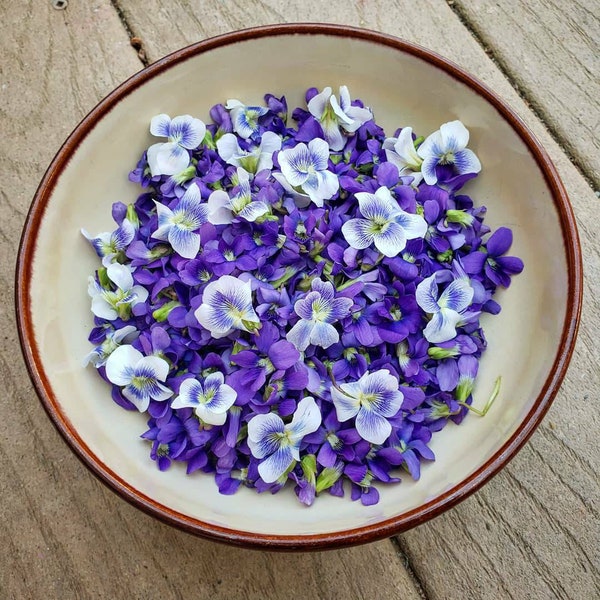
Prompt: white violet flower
<box><xmin>147</xmin><ymin>114</ymin><xmax>206</xmax><ymax>177</ymax></box>
<box><xmin>307</xmin><ymin>85</ymin><xmax>373</xmax><ymax>151</ymax></box>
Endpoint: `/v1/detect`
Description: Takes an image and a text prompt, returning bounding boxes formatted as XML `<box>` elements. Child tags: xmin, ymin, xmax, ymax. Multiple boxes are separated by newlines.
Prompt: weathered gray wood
<box><xmin>451</xmin><ymin>0</ymin><xmax>600</xmax><ymax>188</ymax></box>
<box><xmin>114</xmin><ymin>1</ymin><xmax>600</xmax><ymax>599</ymax></box>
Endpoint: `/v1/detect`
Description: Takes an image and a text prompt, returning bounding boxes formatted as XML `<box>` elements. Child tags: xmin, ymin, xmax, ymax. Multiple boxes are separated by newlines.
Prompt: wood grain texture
<box><xmin>2</xmin><ymin>0</ymin><xmax>598</xmax><ymax>599</ymax></box>
<box><xmin>451</xmin><ymin>0</ymin><xmax>600</xmax><ymax>188</ymax></box>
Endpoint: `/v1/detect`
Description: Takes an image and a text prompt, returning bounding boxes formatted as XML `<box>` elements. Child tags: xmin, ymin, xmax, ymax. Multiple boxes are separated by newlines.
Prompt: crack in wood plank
<box><xmin>390</xmin><ymin>536</ymin><xmax>430</xmax><ymax>600</ymax></box>
<box><xmin>445</xmin><ymin>0</ymin><xmax>599</xmax><ymax>192</ymax></box>
<box><xmin>109</xmin><ymin>0</ymin><xmax>149</xmax><ymax>66</ymax></box>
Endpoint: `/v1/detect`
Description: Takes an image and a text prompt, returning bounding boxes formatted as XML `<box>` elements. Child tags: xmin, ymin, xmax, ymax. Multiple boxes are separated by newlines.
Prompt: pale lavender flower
<box><xmin>307</xmin><ymin>86</ymin><xmax>372</xmax><ymax>151</ymax></box>
<box><xmin>105</xmin><ymin>345</ymin><xmax>172</xmax><ymax>412</ymax></box>
<box><xmin>194</xmin><ymin>275</ymin><xmax>260</xmax><ymax>338</ymax></box>
<box><xmin>81</xmin><ymin>218</ymin><xmax>136</xmax><ymax>266</ymax></box>
<box><xmin>88</xmin><ymin>263</ymin><xmax>148</xmax><ymax>321</ymax></box>
<box><xmin>83</xmin><ymin>325</ymin><xmax>137</xmax><ymax>367</ymax></box>
<box><xmin>274</xmin><ymin>139</ymin><xmax>339</xmax><ymax>207</ymax></box>
<box><xmin>207</xmin><ymin>168</ymin><xmax>269</xmax><ymax>224</ymax></box>
<box><xmin>216</xmin><ymin>131</ymin><xmax>281</xmax><ymax>173</ymax></box>
<box><xmin>330</xmin><ymin>369</ymin><xmax>403</xmax><ymax>445</ymax></box>
<box><xmin>171</xmin><ymin>372</ymin><xmax>237</xmax><ymax>425</ymax></box>
<box><xmin>225</xmin><ymin>99</ymin><xmax>268</xmax><ymax>139</ymax></box>
<box><xmin>417</xmin><ymin>120</ymin><xmax>481</xmax><ymax>185</ymax></box>
<box><xmin>286</xmin><ymin>279</ymin><xmax>353</xmax><ymax>352</ymax></box>
<box><xmin>382</xmin><ymin>127</ymin><xmax>424</xmax><ymax>185</ymax></box>
<box><xmin>342</xmin><ymin>186</ymin><xmax>427</xmax><ymax>257</ymax></box>
<box><xmin>415</xmin><ymin>274</ymin><xmax>474</xmax><ymax>343</ymax></box>
<box><xmin>147</xmin><ymin>114</ymin><xmax>206</xmax><ymax>176</ymax></box>
<box><xmin>247</xmin><ymin>397</ymin><xmax>321</xmax><ymax>483</ymax></box>
<box><xmin>152</xmin><ymin>183</ymin><xmax>208</xmax><ymax>258</ymax></box>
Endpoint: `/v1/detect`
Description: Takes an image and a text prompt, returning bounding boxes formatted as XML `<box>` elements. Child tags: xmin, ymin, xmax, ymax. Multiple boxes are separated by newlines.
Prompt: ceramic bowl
<box><xmin>16</xmin><ymin>24</ymin><xmax>582</xmax><ymax>550</ymax></box>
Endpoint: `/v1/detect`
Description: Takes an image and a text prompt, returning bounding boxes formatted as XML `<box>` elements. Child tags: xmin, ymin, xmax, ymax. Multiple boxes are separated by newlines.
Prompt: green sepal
<box><xmin>98</xmin><ymin>267</ymin><xmax>111</xmax><ymax>290</ymax></box>
<box><xmin>316</xmin><ymin>463</ymin><xmax>343</xmax><ymax>494</ymax></box>
<box><xmin>445</xmin><ymin>209</ymin><xmax>474</xmax><ymax>227</ymax></box>
<box><xmin>428</xmin><ymin>346</ymin><xmax>459</xmax><ymax>360</ymax></box>
<box><xmin>203</xmin><ymin>129</ymin><xmax>216</xmax><ymax>150</ymax></box>
<box><xmin>242</xmin><ymin>320</ymin><xmax>262</xmax><ymax>333</ymax></box>
<box><xmin>152</xmin><ymin>300</ymin><xmax>181</xmax><ymax>323</ymax></box>
<box><xmin>126</xmin><ymin>204</ymin><xmax>140</xmax><ymax>228</ymax></box>
<box><xmin>172</xmin><ymin>164</ymin><xmax>197</xmax><ymax>185</ymax></box>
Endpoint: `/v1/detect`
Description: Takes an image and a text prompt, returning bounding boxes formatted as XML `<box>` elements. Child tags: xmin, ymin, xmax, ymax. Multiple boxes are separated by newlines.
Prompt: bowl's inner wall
<box><xmin>29</xmin><ymin>34</ymin><xmax>567</xmax><ymax>535</ymax></box>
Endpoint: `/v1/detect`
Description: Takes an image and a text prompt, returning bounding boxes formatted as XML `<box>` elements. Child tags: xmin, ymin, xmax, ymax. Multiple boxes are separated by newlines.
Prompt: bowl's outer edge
<box><xmin>15</xmin><ymin>23</ymin><xmax>583</xmax><ymax>551</ymax></box>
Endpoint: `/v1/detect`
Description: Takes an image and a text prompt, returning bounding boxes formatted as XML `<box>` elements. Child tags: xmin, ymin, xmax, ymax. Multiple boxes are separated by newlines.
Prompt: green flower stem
<box><xmin>459</xmin><ymin>376</ymin><xmax>501</xmax><ymax>417</ymax></box>
<box><xmin>152</xmin><ymin>300</ymin><xmax>181</xmax><ymax>322</ymax></box>
<box><xmin>271</xmin><ymin>267</ymin><xmax>298</xmax><ymax>289</ymax></box>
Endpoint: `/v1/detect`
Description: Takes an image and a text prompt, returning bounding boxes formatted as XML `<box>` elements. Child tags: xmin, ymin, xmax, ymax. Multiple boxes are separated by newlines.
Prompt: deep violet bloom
<box><xmin>462</xmin><ymin>227</ymin><xmax>524</xmax><ymax>287</ymax></box>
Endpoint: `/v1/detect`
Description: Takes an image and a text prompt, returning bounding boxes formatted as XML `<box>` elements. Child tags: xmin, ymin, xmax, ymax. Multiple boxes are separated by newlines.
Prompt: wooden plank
<box><xmin>0</xmin><ymin>7</ymin><xmax>424</xmax><ymax>600</ymax></box>
<box><xmin>114</xmin><ymin>1</ymin><xmax>600</xmax><ymax>599</ymax></box>
<box><xmin>451</xmin><ymin>0</ymin><xmax>600</xmax><ymax>187</ymax></box>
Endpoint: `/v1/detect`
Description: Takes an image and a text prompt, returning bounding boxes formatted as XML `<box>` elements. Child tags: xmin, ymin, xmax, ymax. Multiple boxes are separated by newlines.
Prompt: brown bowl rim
<box><xmin>15</xmin><ymin>23</ymin><xmax>583</xmax><ymax>551</ymax></box>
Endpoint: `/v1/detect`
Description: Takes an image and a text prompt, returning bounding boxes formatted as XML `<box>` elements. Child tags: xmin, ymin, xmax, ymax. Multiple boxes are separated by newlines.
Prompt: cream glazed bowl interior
<box><xmin>17</xmin><ymin>24</ymin><xmax>582</xmax><ymax>550</ymax></box>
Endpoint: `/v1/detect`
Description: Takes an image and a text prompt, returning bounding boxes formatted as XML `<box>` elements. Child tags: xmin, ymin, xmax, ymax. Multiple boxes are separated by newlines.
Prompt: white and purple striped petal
<box><xmin>147</xmin><ymin>141</ymin><xmax>190</xmax><ymax>177</ymax></box>
<box><xmin>356</xmin><ymin>408</ymin><xmax>392</xmax><ymax>445</ymax></box>
<box><xmin>417</xmin><ymin>120</ymin><xmax>480</xmax><ymax>184</ymax></box>
<box><xmin>168</xmin><ymin>115</ymin><xmax>206</xmax><ymax>149</ymax></box>
<box><xmin>309</xmin><ymin>321</ymin><xmax>339</xmax><ymax>349</ymax></box>
<box><xmin>438</xmin><ymin>278</ymin><xmax>474</xmax><ymax>312</ymax></box>
<box><xmin>168</xmin><ymin>227</ymin><xmax>200</xmax><ymax>260</ymax></box>
<box><xmin>257</xmin><ymin>446</ymin><xmax>295</xmax><ymax>483</ymax></box>
<box><xmin>150</xmin><ymin>114</ymin><xmax>172</xmax><ymax>138</ymax></box>
<box><xmin>372</xmin><ymin>221</ymin><xmax>407</xmax><ymax>257</ymax></box>
<box><xmin>237</xmin><ymin>201</ymin><xmax>269</xmax><ymax>222</ymax></box>
<box><xmin>423</xmin><ymin>308</ymin><xmax>463</xmax><ymax>344</ymax></box>
<box><xmin>453</xmin><ymin>148</ymin><xmax>482</xmax><ymax>176</ymax></box>
<box><xmin>341</xmin><ymin>219</ymin><xmax>374</xmax><ymax>250</ymax></box>
<box><xmin>247</xmin><ymin>412</ymin><xmax>285</xmax><ymax>458</ymax></box>
<box><xmin>415</xmin><ymin>274</ymin><xmax>441</xmax><ymax>314</ymax></box>
<box><xmin>440</xmin><ymin>120</ymin><xmax>470</xmax><ymax>150</ymax></box>
<box><xmin>356</xmin><ymin>187</ymin><xmax>397</xmax><ymax>220</ymax></box>
<box><xmin>194</xmin><ymin>275</ymin><xmax>259</xmax><ymax>338</ymax></box>
<box><xmin>394</xmin><ymin>210</ymin><xmax>428</xmax><ymax>240</ymax></box>
<box><xmin>286</xmin><ymin>397</ymin><xmax>321</xmax><ymax>446</ymax></box>
<box><xmin>286</xmin><ymin>318</ymin><xmax>315</xmax><ymax>352</ymax></box>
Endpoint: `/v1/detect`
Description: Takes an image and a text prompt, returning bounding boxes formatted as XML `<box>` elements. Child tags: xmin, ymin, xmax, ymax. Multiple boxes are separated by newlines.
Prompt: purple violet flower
<box><xmin>147</xmin><ymin>114</ymin><xmax>206</xmax><ymax>176</ymax></box>
<box><xmin>342</xmin><ymin>186</ymin><xmax>427</xmax><ymax>257</ymax></box>
<box><xmin>330</xmin><ymin>369</ymin><xmax>403</xmax><ymax>445</ymax></box>
<box><xmin>171</xmin><ymin>372</ymin><xmax>237</xmax><ymax>425</ymax></box>
<box><xmin>247</xmin><ymin>397</ymin><xmax>321</xmax><ymax>483</ymax></box>
<box><xmin>286</xmin><ymin>278</ymin><xmax>353</xmax><ymax>352</ymax></box>
<box><xmin>105</xmin><ymin>345</ymin><xmax>172</xmax><ymax>412</ymax></box>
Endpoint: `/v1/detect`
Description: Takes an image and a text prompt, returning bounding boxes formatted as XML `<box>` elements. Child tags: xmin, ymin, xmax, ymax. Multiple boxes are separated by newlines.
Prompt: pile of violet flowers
<box><xmin>83</xmin><ymin>86</ymin><xmax>523</xmax><ymax>506</ymax></box>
